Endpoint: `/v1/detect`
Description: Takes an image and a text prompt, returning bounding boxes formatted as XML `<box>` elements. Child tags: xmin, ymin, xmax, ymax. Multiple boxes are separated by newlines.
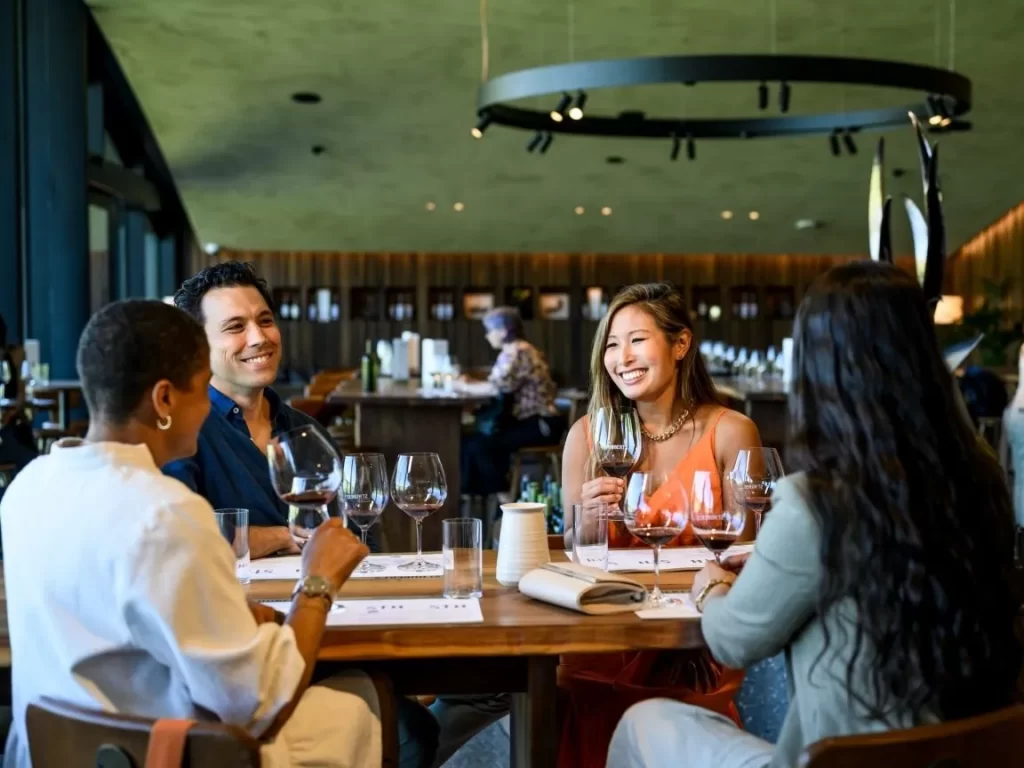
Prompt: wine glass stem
<box><xmin>360</xmin><ymin>528</ymin><xmax>368</xmax><ymax>547</ymax></box>
<box><xmin>653</xmin><ymin>545</ymin><xmax>661</xmax><ymax>594</ymax></box>
<box><xmin>415</xmin><ymin>520</ymin><xmax>424</xmax><ymax>563</ymax></box>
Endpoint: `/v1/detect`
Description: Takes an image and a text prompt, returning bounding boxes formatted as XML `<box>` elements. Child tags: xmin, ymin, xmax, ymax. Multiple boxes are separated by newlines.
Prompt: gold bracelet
<box><xmin>695</xmin><ymin>578</ymin><xmax>731</xmax><ymax>612</ymax></box>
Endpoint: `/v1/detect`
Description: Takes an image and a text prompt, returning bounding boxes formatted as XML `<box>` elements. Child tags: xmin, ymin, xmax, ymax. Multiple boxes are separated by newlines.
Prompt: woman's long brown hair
<box><xmin>583</xmin><ymin>283</ymin><xmax>722</xmax><ymax>477</ymax></box>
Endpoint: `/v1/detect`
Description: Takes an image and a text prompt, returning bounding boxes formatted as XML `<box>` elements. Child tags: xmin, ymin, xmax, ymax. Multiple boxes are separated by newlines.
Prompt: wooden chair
<box><xmin>799</xmin><ymin>704</ymin><xmax>1024</xmax><ymax>768</ymax></box>
<box><xmin>26</xmin><ymin>697</ymin><xmax>262</xmax><ymax>767</ymax></box>
<box><xmin>26</xmin><ymin>670</ymin><xmax>401</xmax><ymax>768</ymax></box>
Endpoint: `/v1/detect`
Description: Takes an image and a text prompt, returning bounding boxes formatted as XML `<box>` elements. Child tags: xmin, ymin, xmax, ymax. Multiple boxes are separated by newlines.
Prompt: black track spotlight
<box><xmin>539</xmin><ymin>132</ymin><xmax>554</xmax><ymax>154</ymax></box>
<box><xmin>526</xmin><ymin>131</ymin><xmax>544</xmax><ymax>152</ymax></box>
<box><xmin>568</xmin><ymin>91</ymin><xmax>587</xmax><ymax>120</ymax></box>
<box><xmin>686</xmin><ymin>133</ymin><xmax>696</xmax><ymax>160</ymax></box>
<box><xmin>758</xmin><ymin>81</ymin><xmax>769</xmax><ymax>110</ymax></box>
<box><xmin>471</xmin><ymin>112</ymin><xmax>492</xmax><ymax>139</ymax></box>
<box><xmin>550</xmin><ymin>93</ymin><xmax>572</xmax><ymax>122</ymax></box>
<box><xmin>927</xmin><ymin>94</ymin><xmax>948</xmax><ymax>126</ymax></box>
<box><xmin>779</xmin><ymin>81</ymin><xmax>791</xmax><ymax>113</ymax></box>
<box><xmin>829</xmin><ymin>130</ymin><xmax>841</xmax><ymax>156</ymax></box>
<box><xmin>843</xmin><ymin>130</ymin><xmax>857</xmax><ymax>155</ymax></box>
<box><xmin>670</xmin><ymin>132</ymin><xmax>681</xmax><ymax>161</ymax></box>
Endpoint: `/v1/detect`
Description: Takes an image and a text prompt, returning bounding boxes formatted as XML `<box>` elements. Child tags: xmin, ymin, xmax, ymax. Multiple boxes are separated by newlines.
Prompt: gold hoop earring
<box><xmin>157</xmin><ymin>415</ymin><xmax>172</xmax><ymax>431</ymax></box>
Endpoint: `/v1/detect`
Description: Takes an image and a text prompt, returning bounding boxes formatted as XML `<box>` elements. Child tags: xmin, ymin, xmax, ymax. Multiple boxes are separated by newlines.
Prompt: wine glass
<box><xmin>690</xmin><ymin>470</ymin><xmax>746</xmax><ymax>564</ymax></box>
<box><xmin>391</xmin><ymin>452</ymin><xmax>447</xmax><ymax>572</ymax></box>
<box><xmin>727</xmin><ymin>448</ymin><xmax>784</xmax><ymax>533</ymax></box>
<box><xmin>623</xmin><ymin>470</ymin><xmax>689</xmax><ymax>606</ymax></box>
<box><xmin>341</xmin><ymin>453</ymin><xmax>389</xmax><ymax>573</ymax></box>
<box><xmin>267</xmin><ymin>426</ymin><xmax>343</xmax><ymax>548</ymax></box>
<box><xmin>592</xmin><ymin>407</ymin><xmax>643</xmax><ymax>481</ymax></box>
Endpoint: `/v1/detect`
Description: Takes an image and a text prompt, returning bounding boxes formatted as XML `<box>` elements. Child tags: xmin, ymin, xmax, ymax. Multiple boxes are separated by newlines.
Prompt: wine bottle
<box><xmin>361</xmin><ymin>340</ymin><xmax>378</xmax><ymax>393</ymax></box>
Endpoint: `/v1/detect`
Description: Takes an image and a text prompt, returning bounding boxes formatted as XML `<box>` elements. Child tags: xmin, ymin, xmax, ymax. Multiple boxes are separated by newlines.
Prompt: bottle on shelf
<box><xmin>361</xmin><ymin>340</ymin><xmax>378</xmax><ymax>393</ymax></box>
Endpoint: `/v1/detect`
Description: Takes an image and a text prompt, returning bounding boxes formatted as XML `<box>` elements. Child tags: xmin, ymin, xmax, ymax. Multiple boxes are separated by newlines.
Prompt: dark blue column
<box><xmin>0</xmin><ymin>0</ymin><xmax>24</xmax><ymax>341</ymax></box>
<box><xmin>158</xmin><ymin>235</ymin><xmax>178</xmax><ymax>298</ymax></box>
<box><xmin>123</xmin><ymin>209</ymin><xmax>147</xmax><ymax>298</ymax></box>
<box><xmin>22</xmin><ymin>0</ymin><xmax>89</xmax><ymax>379</ymax></box>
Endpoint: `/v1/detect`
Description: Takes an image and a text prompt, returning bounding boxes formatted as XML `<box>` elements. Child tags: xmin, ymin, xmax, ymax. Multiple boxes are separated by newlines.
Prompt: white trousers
<box><xmin>261</xmin><ymin>671</ymin><xmax>382</xmax><ymax>768</ymax></box>
<box><xmin>607</xmin><ymin>699</ymin><xmax>774</xmax><ymax>768</ymax></box>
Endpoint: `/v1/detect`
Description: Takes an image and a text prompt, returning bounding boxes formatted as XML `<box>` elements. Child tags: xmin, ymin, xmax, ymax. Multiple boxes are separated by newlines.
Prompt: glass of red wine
<box><xmin>623</xmin><ymin>470</ymin><xmax>689</xmax><ymax>606</ymax></box>
<box><xmin>690</xmin><ymin>469</ymin><xmax>747</xmax><ymax>565</ymax></box>
<box><xmin>593</xmin><ymin>406</ymin><xmax>642</xmax><ymax>543</ymax></box>
<box><xmin>267</xmin><ymin>426</ymin><xmax>343</xmax><ymax>548</ymax></box>
<box><xmin>341</xmin><ymin>453</ymin><xmax>389</xmax><ymax>574</ymax></box>
<box><xmin>391</xmin><ymin>452</ymin><xmax>447</xmax><ymax>572</ymax></box>
<box><xmin>727</xmin><ymin>448</ymin><xmax>784</xmax><ymax>533</ymax></box>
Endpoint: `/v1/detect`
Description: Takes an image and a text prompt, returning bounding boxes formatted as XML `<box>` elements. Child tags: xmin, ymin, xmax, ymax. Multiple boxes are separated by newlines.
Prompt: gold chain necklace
<box><xmin>640</xmin><ymin>406</ymin><xmax>691</xmax><ymax>442</ymax></box>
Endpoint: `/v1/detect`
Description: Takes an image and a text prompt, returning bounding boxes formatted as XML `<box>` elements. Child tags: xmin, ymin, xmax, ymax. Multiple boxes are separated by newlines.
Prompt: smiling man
<box><xmin>163</xmin><ymin>261</ymin><xmax>342</xmax><ymax>558</ymax></box>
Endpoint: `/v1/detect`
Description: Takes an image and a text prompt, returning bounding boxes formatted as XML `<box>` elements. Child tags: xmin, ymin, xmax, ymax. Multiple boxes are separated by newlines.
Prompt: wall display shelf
<box><xmin>505</xmin><ymin>286</ymin><xmax>535</xmax><ymax>320</ymax></box>
<box><xmin>692</xmin><ymin>286</ymin><xmax>722</xmax><ymax>321</ymax></box>
<box><xmin>350</xmin><ymin>288</ymin><xmax>382</xmax><ymax>321</ymax></box>
<box><xmin>385</xmin><ymin>287</ymin><xmax>417</xmax><ymax>322</ymax></box>
<box><xmin>764</xmin><ymin>286</ymin><xmax>796</xmax><ymax>320</ymax></box>
<box><xmin>463</xmin><ymin>290</ymin><xmax>495</xmax><ymax>320</ymax></box>
<box><xmin>730</xmin><ymin>286</ymin><xmax>760</xmax><ymax>320</ymax></box>
<box><xmin>582</xmin><ymin>286</ymin><xmax>609</xmax><ymax>321</ymax></box>
<box><xmin>539</xmin><ymin>289</ymin><xmax>571</xmax><ymax>320</ymax></box>
<box><xmin>428</xmin><ymin>288</ymin><xmax>457</xmax><ymax>321</ymax></box>
<box><xmin>272</xmin><ymin>287</ymin><xmax>303</xmax><ymax>322</ymax></box>
<box><xmin>305</xmin><ymin>287</ymin><xmax>341</xmax><ymax>323</ymax></box>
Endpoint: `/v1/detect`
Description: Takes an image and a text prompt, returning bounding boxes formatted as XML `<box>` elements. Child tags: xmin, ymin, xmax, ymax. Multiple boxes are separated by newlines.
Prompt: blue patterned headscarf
<box><xmin>482</xmin><ymin>306</ymin><xmax>524</xmax><ymax>341</ymax></box>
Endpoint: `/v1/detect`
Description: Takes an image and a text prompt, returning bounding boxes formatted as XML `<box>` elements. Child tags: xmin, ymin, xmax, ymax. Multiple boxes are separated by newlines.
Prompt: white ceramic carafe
<box><xmin>496</xmin><ymin>502</ymin><xmax>551</xmax><ymax>586</ymax></box>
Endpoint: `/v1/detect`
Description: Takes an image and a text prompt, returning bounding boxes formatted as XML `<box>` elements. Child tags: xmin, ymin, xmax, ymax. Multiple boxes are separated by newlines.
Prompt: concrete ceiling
<box><xmin>90</xmin><ymin>0</ymin><xmax>1024</xmax><ymax>255</ymax></box>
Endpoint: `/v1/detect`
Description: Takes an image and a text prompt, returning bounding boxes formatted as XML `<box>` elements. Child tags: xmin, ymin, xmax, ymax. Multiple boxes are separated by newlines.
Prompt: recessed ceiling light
<box><xmin>606</xmin><ymin>156</ymin><xmax>625</xmax><ymax>165</ymax></box>
<box><xmin>574</xmin><ymin>206</ymin><xmax>585</xmax><ymax>215</ymax></box>
<box><xmin>601</xmin><ymin>206</ymin><xmax>613</xmax><ymax>216</ymax></box>
<box><xmin>720</xmin><ymin>210</ymin><xmax>733</xmax><ymax>220</ymax></box>
<box><xmin>311</xmin><ymin>145</ymin><xmax>326</xmax><ymax>156</ymax></box>
<box><xmin>291</xmin><ymin>92</ymin><xmax>322</xmax><ymax>104</ymax></box>
<box><xmin>203</xmin><ymin>243</ymin><xmax>220</xmax><ymax>255</ymax></box>
<box><xmin>453</xmin><ymin>202</ymin><xmax>465</xmax><ymax>212</ymax></box>
<box><xmin>748</xmin><ymin>211</ymin><xmax>760</xmax><ymax>220</ymax></box>
<box><xmin>425</xmin><ymin>202</ymin><xmax>436</xmax><ymax>211</ymax></box>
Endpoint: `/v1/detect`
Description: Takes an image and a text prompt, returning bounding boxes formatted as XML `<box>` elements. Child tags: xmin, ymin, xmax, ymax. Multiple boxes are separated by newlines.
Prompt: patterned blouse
<box><xmin>488</xmin><ymin>340</ymin><xmax>558</xmax><ymax>420</ymax></box>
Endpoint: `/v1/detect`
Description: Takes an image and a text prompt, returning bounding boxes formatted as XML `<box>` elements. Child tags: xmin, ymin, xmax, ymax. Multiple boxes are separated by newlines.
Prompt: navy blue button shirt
<box><xmin>163</xmin><ymin>386</ymin><xmax>342</xmax><ymax>527</ymax></box>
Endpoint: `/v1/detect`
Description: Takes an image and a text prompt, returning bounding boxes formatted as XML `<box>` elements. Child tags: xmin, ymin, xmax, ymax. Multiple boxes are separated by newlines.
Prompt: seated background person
<box><xmin>607</xmin><ymin>262</ymin><xmax>1023</xmax><ymax>767</ymax></box>
<box><xmin>165</xmin><ymin>261</ymin><xmax>365</xmax><ymax>557</ymax></box>
<box><xmin>1</xmin><ymin>300</ymin><xmax>383</xmax><ymax>767</ymax></box>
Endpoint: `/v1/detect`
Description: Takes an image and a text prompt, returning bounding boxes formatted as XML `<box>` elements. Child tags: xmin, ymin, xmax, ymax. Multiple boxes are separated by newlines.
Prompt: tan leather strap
<box><xmin>144</xmin><ymin>718</ymin><xmax>195</xmax><ymax>768</ymax></box>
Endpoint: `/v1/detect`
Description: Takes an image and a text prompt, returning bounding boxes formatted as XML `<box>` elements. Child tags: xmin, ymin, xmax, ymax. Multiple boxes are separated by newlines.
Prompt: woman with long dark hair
<box><xmin>608</xmin><ymin>262</ymin><xmax>1022</xmax><ymax>767</ymax></box>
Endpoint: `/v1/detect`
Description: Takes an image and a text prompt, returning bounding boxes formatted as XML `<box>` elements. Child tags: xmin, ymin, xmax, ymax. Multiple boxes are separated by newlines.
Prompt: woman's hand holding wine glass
<box><xmin>267</xmin><ymin>426</ymin><xmax>344</xmax><ymax>548</ymax></box>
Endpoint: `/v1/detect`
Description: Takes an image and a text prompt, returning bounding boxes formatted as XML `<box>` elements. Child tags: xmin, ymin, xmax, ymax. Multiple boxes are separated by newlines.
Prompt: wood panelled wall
<box><xmin>203</xmin><ymin>250</ymin><xmax>863</xmax><ymax>387</ymax></box>
<box><xmin>947</xmin><ymin>203</ymin><xmax>1024</xmax><ymax>323</ymax></box>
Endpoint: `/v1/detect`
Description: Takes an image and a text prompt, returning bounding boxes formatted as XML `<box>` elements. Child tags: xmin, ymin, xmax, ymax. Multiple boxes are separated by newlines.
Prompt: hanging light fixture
<box><xmin>568</xmin><ymin>91</ymin><xmax>587</xmax><ymax>120</ymax></box>
<box><xmin>549</xmin><ymin>93</ymin><xmax>572</xmax><ymax>123</ymax></box>
<box><xmin>471</xmin><ymin>112</ymin><xmax>492</xmax><ymax>139</ymax></box>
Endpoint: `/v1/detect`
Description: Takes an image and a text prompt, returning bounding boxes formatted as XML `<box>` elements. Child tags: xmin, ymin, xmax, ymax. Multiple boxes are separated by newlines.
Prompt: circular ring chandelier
<box><xmin>474</xmin><ymin>54</ymin><xmax>972</xmax><ymax>144</ymax></box>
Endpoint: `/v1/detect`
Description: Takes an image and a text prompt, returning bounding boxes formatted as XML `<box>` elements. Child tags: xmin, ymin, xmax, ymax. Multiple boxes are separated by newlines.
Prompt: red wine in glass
<box><xmin>280</xmin><ymin>489</ymin><xmax>337</xmax><ymax>506</ymax></box>
<box><xmin>340</xmin><ymin>452</ymin><xmax>389</xmax><ymax>574</ymax></box>
<box><xmin>629</xmin><ymin>526</ymin><xmax>680</xmax><ymax>548</ymax></box>
<box><xmin>391</xmin><ymin>453</ymin><xmax>447</xmax><ymax>572</ymax></box>
<box><xmin>600</xmin><ymin>458</ymin><xmax>635</xmax><ymax>479</ymax></box>
<box><xmin>694</xmin><ymin>529</ymin><xmax>739</xmax><ymax>555</ymax></box>
<box><xmin>400</xmin><ymin>502</ymin><xmax>444</xmax><ymax>522</ymax></box>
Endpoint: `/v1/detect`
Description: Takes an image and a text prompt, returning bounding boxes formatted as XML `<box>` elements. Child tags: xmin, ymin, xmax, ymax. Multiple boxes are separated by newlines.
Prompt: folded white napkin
<box><xmin>518</xmin><ymin>562</ymin><xmax>648</xmax><ymax>615</ymax></box>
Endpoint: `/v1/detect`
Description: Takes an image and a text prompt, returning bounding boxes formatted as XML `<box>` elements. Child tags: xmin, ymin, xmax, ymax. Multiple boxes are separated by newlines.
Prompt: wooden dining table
<box><xmin>0</xmin><ymin>551</ymin><xmax>706</xmax><ymax>768</ymax></box>
<box><xmin>250</xmin><ymin>550</ymin><xmax>704</xmax><ymax>768</ymax></box>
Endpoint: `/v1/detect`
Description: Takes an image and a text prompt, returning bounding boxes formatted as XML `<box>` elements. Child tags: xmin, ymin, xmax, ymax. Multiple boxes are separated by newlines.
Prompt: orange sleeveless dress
<box><xmin>556</xmin><ymin>408</ymin><xmax>744</xmax><ymax>768</ymax></box>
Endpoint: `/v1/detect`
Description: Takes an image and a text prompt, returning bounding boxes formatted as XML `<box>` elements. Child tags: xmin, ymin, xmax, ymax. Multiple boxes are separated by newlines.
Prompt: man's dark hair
<box><xmin>77</xmin><ymin>300</ymin><xmax>209</xmax><ymax>424</ymax></box>
<box><xmin>173</xmin><ymin>261</ymin><xmax>274</xmax><ymax>323</ymax></box>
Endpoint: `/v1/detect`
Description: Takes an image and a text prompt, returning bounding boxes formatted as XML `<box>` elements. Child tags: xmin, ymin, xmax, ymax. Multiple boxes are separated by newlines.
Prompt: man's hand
<box><xmin>249</xmin><ymin>526</ymin><xmax>301</xmax><ymax>559</ymax></box>
<box><xmin>249</xmin><ymin>601</ymin><xmax>286</xmax><ymax>625</ymax></box>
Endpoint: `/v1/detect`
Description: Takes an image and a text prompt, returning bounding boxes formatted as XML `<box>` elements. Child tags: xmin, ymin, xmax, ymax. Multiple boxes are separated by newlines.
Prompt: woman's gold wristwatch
<box><xmin>292</xmin><ymin>575</ymin><xmax>337</xmax><ymax>610</ymax></box>
<box><xmin>694</xmin><ymin>578</ymin><xmax>732</xmax><ymax>612</ymax></box>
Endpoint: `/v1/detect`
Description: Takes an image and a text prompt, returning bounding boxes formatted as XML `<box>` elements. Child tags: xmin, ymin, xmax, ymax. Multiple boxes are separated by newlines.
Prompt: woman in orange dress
<box><xmin>559</xmin><ymin>283</ymin><xmax>762</xmax><ymax>768</ymax></box>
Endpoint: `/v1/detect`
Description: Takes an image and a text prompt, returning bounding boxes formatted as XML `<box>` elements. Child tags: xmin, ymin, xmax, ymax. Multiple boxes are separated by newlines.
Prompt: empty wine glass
<box><xmin>267</xmin><ymin>426</ymin><xmax>343</xmax><ymax>548</ymax></box>
<box><xmin>341</xmin><ymin>453</ymin><xmax>389</xmax><ymax>573</ymax></box>
<box><xmin>727</xmin><ymin>448</ymin><xmax>784</xmax><ymax>533</ymax></box>
<box><xmin>391</xmin><ymin>452</ymin><xmax>447</xmax><ymax>572</ymax></box>
<box><xmin>623</xmin><ymin>470</ymin><xmax>689</xmax><ymax>606</ymax></box>
<box><xmin>690</xmin><ymin>469</ymin><xmax>746</xmax><ymax>564</ymax></box>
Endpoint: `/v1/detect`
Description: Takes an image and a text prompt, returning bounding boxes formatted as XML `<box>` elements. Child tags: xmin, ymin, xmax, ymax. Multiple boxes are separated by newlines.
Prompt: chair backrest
<box><xmin>26</xmin><ymin>697</ymin><xmax>261</xmax><ymax>767</ymax></box>
<box><xmin>799</xmin><ymin>705</ymin><xmax>1024</xmax><ymax>768</ymax></box>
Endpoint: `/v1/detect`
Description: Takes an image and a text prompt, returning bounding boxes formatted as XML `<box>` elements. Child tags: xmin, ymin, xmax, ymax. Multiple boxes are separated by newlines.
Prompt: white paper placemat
<box><xmin>636</xmin><ymin>593</ymin><xmax>702</xmax><ymax>620</ymax></box>
<box><xmin>249</xmin><ymin>553</ymin><xmax>444</xmax><ymax>581</ymax></box>
<box><xmin>259</xmin><ymin>598</ymin><xmax>484</xmax><ymax>627</ymax></box>
<box><xmin>571</xmin><ymin>544</ymin><xmax>754</xmax><ymax>572</ymax></box>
